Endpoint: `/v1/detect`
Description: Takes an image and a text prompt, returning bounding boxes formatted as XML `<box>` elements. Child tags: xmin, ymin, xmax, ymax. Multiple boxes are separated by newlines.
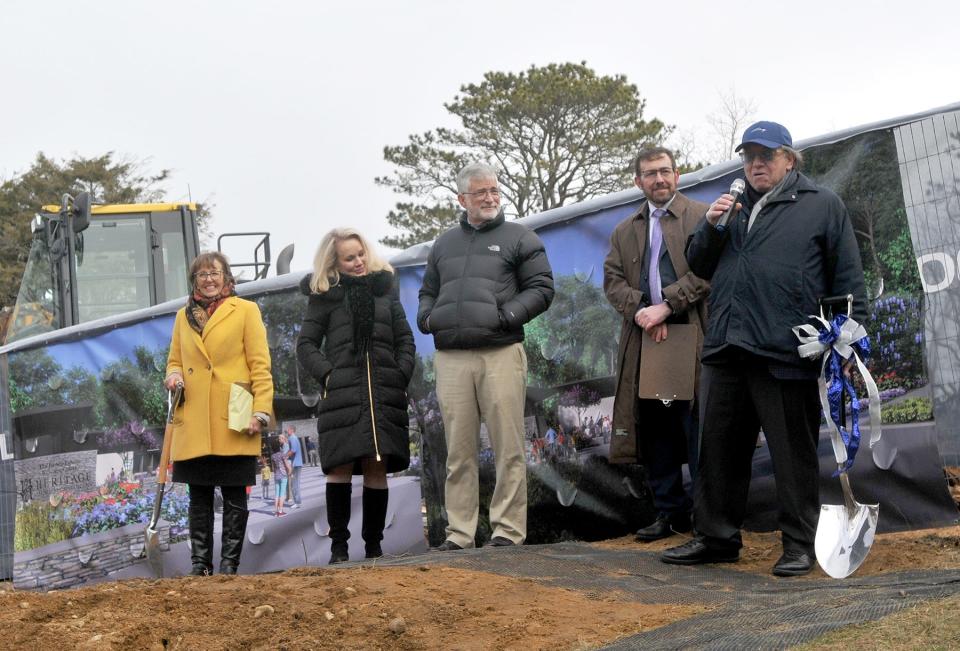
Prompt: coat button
<box><xmin>207</xmin><ymin>363</ymin><xmax>212</xmax><ymax>370</ymax></box>
<box><xmin>187</xmin><ymin>368</ymin><xmax>193</xmax><ymax>375</ymax></box>
<box><xmin>632</xmin><ymin>257</ymin><xmax>638</xmax><ymax>263</ymax></box>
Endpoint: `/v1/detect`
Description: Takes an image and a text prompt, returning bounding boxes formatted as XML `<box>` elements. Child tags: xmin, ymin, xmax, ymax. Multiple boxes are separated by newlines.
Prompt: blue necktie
<box><xmin>648</xmin><ymin>208</ymin><xmax>666</xmax><ymax>304</ymax></box>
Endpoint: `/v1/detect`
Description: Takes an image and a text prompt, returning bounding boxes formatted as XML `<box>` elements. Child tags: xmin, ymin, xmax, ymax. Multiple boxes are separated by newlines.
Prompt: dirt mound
<box><xmin>0</xmin><ymin>566</ymin><xmax>702</xmax><ymax>650</ymax></box>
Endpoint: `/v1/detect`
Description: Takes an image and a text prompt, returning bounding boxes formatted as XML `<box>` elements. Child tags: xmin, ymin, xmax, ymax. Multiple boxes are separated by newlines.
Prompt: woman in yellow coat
<box><xmin>164</xmin><ymin>252</ymin><xmax>274</xmax><ymax>576</ymax></box>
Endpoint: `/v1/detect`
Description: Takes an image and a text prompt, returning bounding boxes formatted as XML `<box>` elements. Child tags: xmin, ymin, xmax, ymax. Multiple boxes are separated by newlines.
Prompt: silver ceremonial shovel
<box><xmin>815</xmin><ymin>466</ymin><xmax>878</xmax><ymax>578</ymax></box>
<box><xmin>814</xmin><ymin>295</ymin><xmax>878</xmax><ymax>579</ymax></box>
<box><xmin>145</xmin><ymin>383</ymin><xmax>183</xmax><ymax>577</ymax></box>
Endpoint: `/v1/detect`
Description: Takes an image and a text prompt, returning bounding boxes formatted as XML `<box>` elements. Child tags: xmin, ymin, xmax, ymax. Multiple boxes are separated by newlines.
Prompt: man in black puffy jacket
<box><xmin>418</xmin><ymin>162</ymin><xmax>554</xmax><ymax>551</ymax></box>
<box><xmin>660</xmin><ymin>121</ymin><xmax>867</xmax><ymax>577</ymax></box>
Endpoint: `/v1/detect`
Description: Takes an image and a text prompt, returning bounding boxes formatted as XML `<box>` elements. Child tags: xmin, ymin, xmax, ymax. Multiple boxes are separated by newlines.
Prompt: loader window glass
<box><xmin>5</xmin><ymin>237</ymin><xmax>60</xmax><ymax>342</ymax></box>
<box><xmin>74</xmin><ymin>217</ymin><xmax>151</xmax><ymax>322</ymax></box>
<box><xmin>161</xmin><ymin>230</ymin><xmax>189</xmax><ymax>301</ymax></box>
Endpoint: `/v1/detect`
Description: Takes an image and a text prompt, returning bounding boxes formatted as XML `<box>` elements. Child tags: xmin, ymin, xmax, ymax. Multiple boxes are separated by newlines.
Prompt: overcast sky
<box><xmin>2</xmin><ymin>0</ymin><xmax>958</xmax><ymax>272</ymax></box>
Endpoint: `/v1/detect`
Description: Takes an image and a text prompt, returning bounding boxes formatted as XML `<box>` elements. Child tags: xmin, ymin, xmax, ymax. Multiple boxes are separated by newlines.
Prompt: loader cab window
<box><xmin>5</xmin><ymin>236</ymin><xmax>60</xmax><ymax>342</ymax></box>
<box><xmin>151</xmin><ymin>211</ymin><xmax>191</xmax><ymax>303</ymax></box>
<box><xmin>73</xmin><ymin>217</ymin><xmax>151</xmax><ymax>322</ymax></box>
<box><xmin>160</xmin><ymin>231</ymin><xmax>189</xmax><ymax>301</ymax></box>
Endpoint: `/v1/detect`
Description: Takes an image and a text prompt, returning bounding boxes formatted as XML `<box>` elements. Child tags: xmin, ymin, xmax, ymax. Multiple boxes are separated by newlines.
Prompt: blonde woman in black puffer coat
<box><xmin>297</xmin><ymin>228</ymin><xmax>415</xmax><ymax>564</ymax></box>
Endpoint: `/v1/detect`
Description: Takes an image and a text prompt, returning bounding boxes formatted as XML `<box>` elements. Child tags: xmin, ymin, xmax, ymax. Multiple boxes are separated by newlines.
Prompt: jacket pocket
<box><xmin>212</xmin><ymin>382</ymin><xmax>232</xmax><ymax>421</ymax></box>
<box><xmin>744</xmin><ymin>261</ymin><xmax>804</xmax><ymax>349</ymax></box>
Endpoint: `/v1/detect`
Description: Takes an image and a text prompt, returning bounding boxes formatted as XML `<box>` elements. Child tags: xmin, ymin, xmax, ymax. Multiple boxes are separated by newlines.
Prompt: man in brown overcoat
<box><xmin>603</xmin><ymin>146</ymin><xmax>709</xmax><ymax>541</ymax></box>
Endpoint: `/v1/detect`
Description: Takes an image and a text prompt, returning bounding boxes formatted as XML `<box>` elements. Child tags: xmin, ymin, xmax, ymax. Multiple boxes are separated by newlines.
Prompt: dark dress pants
<box><xmin>694</xmin><ymin>356</ymin><xmax>821</xmax><ymax>553</ymax></box>
<box><xmin>638</xmin><ymin>398</ymin><xmax>698</xmax><ymax>518</ymax></box>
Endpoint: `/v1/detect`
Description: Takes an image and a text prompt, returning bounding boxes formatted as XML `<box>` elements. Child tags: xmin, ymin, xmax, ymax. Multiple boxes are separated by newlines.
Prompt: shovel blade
<box><xmin>144</xmin><ymin>484</ymin><xmax>167</xmax><ymax>578</ymax></box>
<box><xmin>144</xmin><ymin>526</ymin><xmax>164</xmax><ymax>577</ymax></box>
<box><xmin>815</xmin><ymin>502</ymin><xmax>879</xmax><ymax>578</ymax></box>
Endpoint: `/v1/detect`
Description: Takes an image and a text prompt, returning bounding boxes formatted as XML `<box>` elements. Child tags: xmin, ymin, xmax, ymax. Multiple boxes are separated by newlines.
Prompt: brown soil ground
<box><xmin>1</xmin><ymin>525</ymin><xmax>958</xmax><ymax>650</ymax></box>
<box><xmin>0</xmin><ymin>566</ymin><xmax>704</xmax><ymax>651</ymax></box>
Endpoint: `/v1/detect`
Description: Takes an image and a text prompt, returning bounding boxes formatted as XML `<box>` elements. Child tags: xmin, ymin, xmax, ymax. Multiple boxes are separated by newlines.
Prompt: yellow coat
<box><xmin>165</xmin><ymin>297</ymin><xmax>274</xmax><ymax>461</ymax></box>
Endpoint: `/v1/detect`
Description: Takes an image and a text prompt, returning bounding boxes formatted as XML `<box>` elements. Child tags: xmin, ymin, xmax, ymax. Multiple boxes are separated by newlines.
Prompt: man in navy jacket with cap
<box><xmin>660</xmin><ymin>121</ymin><xmax>867</xmax><ymax>577</ymax></box>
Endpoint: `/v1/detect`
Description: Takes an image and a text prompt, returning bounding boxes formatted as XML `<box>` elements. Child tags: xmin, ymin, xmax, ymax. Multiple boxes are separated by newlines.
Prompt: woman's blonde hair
<box><xmin>309</xmin><ymin>228</ymin><xmax>393</xmax><ymax>293</ymax></box>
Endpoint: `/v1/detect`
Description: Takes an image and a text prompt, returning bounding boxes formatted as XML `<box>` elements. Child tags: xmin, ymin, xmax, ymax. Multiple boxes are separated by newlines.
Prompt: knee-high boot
<box><xmin>219</xmin><ymin>487</ymin><xmax>249</xmax><ymax>575</ymax></box>
<box><xmin>326</xmin><ymin>482</ymin><xmax>352</xmax><ymax>564</ymax></box>
<box><xmin>362</xmin><ymin>487</ymin><xmax>389</xmax><ymax>559</ymax></box>
<box><xmin>187</xmin><ymin>485</ymin><xmax>214</xmax><ymax>576</ymax></box>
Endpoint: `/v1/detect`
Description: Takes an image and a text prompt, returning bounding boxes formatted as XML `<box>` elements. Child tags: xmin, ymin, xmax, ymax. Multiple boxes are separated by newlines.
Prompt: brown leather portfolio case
<box><xmin>637</xmin><ymin>323</ymin><xmax>698</xmax><ymax>401</ymax></box>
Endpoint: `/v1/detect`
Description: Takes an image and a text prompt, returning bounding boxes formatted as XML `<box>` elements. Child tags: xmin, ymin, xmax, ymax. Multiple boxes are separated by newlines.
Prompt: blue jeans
<box><xmin>291</xmin><ymin>466</ymin><xmax>302</xmax><ymax>505</ymax></box>
<box><xmin>274</xmin><ymin>477</ymin><xmax>288</xmax><ymax>500</ymax></box>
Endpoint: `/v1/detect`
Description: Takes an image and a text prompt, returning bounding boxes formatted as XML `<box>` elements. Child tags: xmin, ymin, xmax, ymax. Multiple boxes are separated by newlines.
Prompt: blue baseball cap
<box><xmin>735</xmin><ymin>121</ymin><xmax>793</xmax><ymax>151</ymax></box>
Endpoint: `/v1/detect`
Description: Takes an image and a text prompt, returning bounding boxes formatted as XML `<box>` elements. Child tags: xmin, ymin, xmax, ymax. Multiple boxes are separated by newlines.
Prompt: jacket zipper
<box><xmin>454</xmin><ymin>229</ymin><xmax>476</xmax><ymax>344</ymax></box>
<box><xmin>365</xmin><ymin>351</ymin><xmax>382</xmax><ymax>461</ymax></box>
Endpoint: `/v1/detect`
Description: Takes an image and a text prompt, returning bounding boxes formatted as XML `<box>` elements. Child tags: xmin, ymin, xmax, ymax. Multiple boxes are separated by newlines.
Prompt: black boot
<box><xmin>187</xmin><ymin>485</ymin><xmax>214</xmax><ymax>576</ymax></box>
<box><xmin>219</xmin><ymin>486</ymin><xmax>249</xmax><ymax>576</ymax></box>
<box><xmin>362</xmin><ymin>487</ymin><xmax>389</xmax><ymax>559</ymax></box>
<box><xmin>326</xmin><ymin>482</ymin><xmax>352</xmax><ymax>564</ymax></box>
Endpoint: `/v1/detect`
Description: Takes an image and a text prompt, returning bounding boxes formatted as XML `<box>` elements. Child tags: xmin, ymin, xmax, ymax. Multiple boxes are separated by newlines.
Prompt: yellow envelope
<box><xmin>228</xmin><ymin>383</ymin><xmax>254</xmax><ymax>432</ymax></box>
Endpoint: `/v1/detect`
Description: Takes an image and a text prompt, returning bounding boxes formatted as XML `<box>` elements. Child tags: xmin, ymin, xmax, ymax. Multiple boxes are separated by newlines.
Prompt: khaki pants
<box><xmin>435</xmin><ymin>343</ymin><xmax>528</xmax><ymax>547</ymax></box>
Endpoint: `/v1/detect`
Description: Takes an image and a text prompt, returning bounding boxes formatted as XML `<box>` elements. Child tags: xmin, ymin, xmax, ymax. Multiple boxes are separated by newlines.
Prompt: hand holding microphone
<box><xmin>706</xmin><ymin>178</ymin><xmax>745</xmax><ymax>227</ymax></box>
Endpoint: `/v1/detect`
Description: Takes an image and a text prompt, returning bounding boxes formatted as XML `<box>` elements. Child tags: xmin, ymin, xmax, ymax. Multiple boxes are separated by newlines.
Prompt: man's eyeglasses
<box><xmin>740</xmin><ymin>148</ymin><xmax>780</xmax><ymax>164</ymax></box>
<box><xmin>639</xmin><ymin>167</ymin><xmax>675</xmax><ymax>180</ymax></box>
<box><xmin>462</xmin><ymin>188</ymin><xmax>501</xmax><ymax>199</ymax></box>
<box><xmin>195</xmin><ymin>271</ymin><xmax>223</xmax><ymax>280</ymax></box>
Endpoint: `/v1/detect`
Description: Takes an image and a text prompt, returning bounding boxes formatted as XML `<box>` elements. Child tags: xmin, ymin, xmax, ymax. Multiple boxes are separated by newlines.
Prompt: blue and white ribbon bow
<box><xmin>792</xmin><ymin>314</ymin><xmax>882</xmax><ymax>471</ymax></box>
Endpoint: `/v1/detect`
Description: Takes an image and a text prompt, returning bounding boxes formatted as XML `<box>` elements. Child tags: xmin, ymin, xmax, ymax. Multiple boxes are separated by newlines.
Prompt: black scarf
<box><xmin>341</xmin><ymin>273</ymin><xmax>377</xmax><ymax>358</ymax></box>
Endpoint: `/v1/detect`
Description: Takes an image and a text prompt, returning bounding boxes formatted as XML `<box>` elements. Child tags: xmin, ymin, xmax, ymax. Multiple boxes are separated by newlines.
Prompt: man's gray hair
<box><xmin>456</xmin><ymin>162</ymin><xmax>499</xmax><ymax>193</ymax></box>
<box><xmin>782</xmin><ymin>145</ymin><xmax>804</xmax><ymax>171</ymax></box>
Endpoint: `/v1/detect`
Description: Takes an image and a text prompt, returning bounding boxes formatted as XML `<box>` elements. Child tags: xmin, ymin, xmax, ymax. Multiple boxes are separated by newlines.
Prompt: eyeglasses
<box><xmin>740</xmin><ymin>148</ymin><xmax>781</xmax><ymax>164</ymax></box>
<box><xmin>194</xmin><ymin>270</ymin><xmax>223</xmax><ymax>280</ymax></box>
<box><xmin>639</xmin><ymin>167</ymin><xmax>675</xmax><ymax>180</ymax></box>
<box><xmin>462</xmin><ymin>187</ymin><xmax>501</xmax><ymax>199</ymax></box>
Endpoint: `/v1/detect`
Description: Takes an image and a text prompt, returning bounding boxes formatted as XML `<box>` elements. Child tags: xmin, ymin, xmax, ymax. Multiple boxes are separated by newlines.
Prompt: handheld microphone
<box><xmin>716</xmin><ymin>178</ymin><xmax>745</xmax><ymax>228</ymax></box>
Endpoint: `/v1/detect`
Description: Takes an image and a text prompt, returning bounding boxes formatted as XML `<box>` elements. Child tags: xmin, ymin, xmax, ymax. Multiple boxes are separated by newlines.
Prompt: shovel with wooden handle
<box><xmin>144</xmin><ymin>383</ymin><xmax>183</xmax><ymax>578</ymax></box>
<box><xmin>813</xmin><ymin>295</ymin><xmax>879</xmax><ymax>579</ymax></box>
